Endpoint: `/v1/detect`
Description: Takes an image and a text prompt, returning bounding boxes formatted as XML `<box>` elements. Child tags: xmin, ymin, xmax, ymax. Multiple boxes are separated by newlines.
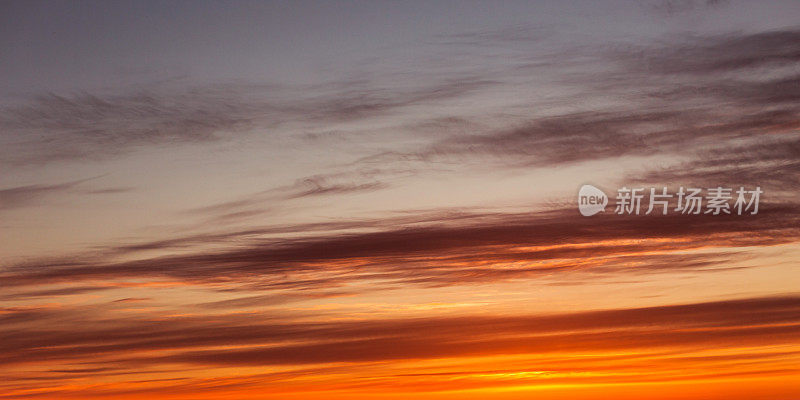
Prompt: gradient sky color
<box><xmin>1</xmin><ymin>1</ymin><xmax>800</xmax><ymax>399</ymax></box>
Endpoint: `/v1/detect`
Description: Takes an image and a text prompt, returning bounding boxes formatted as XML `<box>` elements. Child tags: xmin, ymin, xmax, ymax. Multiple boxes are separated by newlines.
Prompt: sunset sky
<box><xmin>1</xmin><ymin>1</ymin><xmax>800</xmax><ymax>399</ymax></box>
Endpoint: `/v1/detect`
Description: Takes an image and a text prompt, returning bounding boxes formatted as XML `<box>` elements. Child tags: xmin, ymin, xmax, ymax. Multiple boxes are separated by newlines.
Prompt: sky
<box><xmin>1</xmin><ymin>0</ymin><xmax>799</xmax><ymax>399</ymax></box>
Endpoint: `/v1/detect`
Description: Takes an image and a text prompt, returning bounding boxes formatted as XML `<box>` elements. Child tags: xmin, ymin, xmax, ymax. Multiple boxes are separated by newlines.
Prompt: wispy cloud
<box><xmin>631</xmin><ymin>134</ymin><xmax>800</xmax><ymax>190</ymax></box>
<box><xmin>286</xmin><ymin>175</ymin><xmax>388</xmax><ymax>199</ymax></box>
<box><xmin>0</xmin><ymin>181</ymin><xmax>81</xmax><ymax>210</ymax></box>
<box><xmin>0</xmin><ymin>76</ymin><xmax>497</xmax><ymax>167</ymax></box>
<box><xmin>4</xmin><ymin>203</ymin><xmax>798</xmax><ymax>290</ymax></box>
<box><xmin>355</xmin><ymin>29</ymin><xmax>800</xmax><ymax>176</ymax></box>
<box><xmin>645</xmin><ymin>0</ymin><xmax>731</xmax><ymax>16</ymax></box>
<box><xmin>0</xmin><ymin>88</ymin><xmax>267</xmax><ymax>165</ymax></box>
<box><xmin>0</xmin><ymin>177</ymin><xmax>133</xmax><ymax>210</ymax></box>
<box><xmin>617</xmin><ymin>29</ymin><xmax>800</xmax><ymax>75</ymax></box>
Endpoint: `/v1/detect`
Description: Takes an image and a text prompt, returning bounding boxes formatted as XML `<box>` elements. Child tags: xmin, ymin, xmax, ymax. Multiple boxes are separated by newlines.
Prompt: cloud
<box><xmin>631</xmin><ymin>134</ymin><xmax>800</xmax><ymax>191</ymax></box>
<box><xmin>433</xmin><ymin>24</ymin><xmax>551</xmax><ymax>46</ymax></box>
<box><xmin>0</xmin><ymin>181</ymin><xmax>79</xmax><ymax>210</ymax></box>
<box><xmin>0</xmin><ymin>89</ymin><xmax>264</xmax><ymax>165</ymax></box>
<box><xmin>3</xmin><ymin>203</ymin><xmax>798</xmax><ymax>290</ymax></box>
<box><xmin>346</xmin><ymin>29</ymin><xmax>800</xmax><ymax>186</ymax></box>
<box><xmin>5</xmin><ymin>246</ymin><xmax>792</xmax><ymax>400</ymax></box>
<box><xmin>646</xmin><ymin>0</ymin><xmax>730</xmax><ymax>16</ymax></box>
<box><xmin>0</xmin><ymin>285</ymin><xmax>112</xmax><ymax>301</ymax></box>
<box><xmin>0</xmin><ymin>177</ymin><xmax>135</xmax><ymax>210</ymax></box>
<box><xmin>176</xmin><ymin>168</ymin><xmax>405</xmax><ymax>227</ymax></box>
<box><xmin>164</xmin><ymin>296</ymin><xmax>800</xmax><ymax>367</ymax></box>
<box><xmin>297</xmin><ymin>77</ymin><xmax>497</xmax><ymax>122</ymax></box>
<box><xmin>0</xmin><ymin>76</ymin><xmax>497</xmax><ymax>167</ymax></box>
<box><xmin>2</xmin><ymin>295</ymin><xmax>798</xmax><ymax>374</ymax></box>
<box><xmin>112</xmin><ymin>208</ymin><xmax>503</xmax><ymax>254</ymax></box>
<box><xmin>285</xmin><ymin>174</ymin><xmax>388</xmax><ymax>199</ymax></box>
<box><xmin>0</xmin><ymin>178</ymin><xmax>97</xmax><ymax>210</ymax></box>
<box><xmin>196</xmin><ymin>290</ymin><xmax>353</xmax><ymax>309</ymax></box>
<box><xmin>84</xmin><ymin>187</ymin><xmax>135</xmax><ymax>195</ymax></box>
<box><xmin>619</xmin><ymin>29</ymin><xmax>800</xmax><ymax>75</ymax></box>
<box><xmin>5</xmin><ymin>28</ymin><xmax>796</xmax><ymax>195</ymax></box>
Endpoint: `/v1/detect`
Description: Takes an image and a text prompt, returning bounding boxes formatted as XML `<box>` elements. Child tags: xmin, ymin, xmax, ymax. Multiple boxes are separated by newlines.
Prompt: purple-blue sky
<box><xmin>3</xmin><ymin>0</ymin><xmax>798</xmax><ymax>94</ymax></box>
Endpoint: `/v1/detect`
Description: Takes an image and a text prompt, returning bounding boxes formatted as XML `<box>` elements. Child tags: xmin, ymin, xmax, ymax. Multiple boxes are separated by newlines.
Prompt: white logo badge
<box><xmin>578</xmin><ymin>184</ymin><xmax>608</xmax><ymax>216</ymax></box>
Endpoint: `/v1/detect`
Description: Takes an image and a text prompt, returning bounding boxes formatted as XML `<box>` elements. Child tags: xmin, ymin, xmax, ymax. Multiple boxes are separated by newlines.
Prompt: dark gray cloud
<box><xmin>113</xmin><ymin>208</ymin><xmax>502</xmax><ymax>254</ymax></box>
<box><xmin>618</xmin><ymin>29</ymin><xmax>800</xmax><ymax>75</ymax></box>
<box><xmin>0</xmin><ymin>179</ymin><xmax>90</xmax><ymax>210</ymax></box>
<box><xmin>286</xmin><ymin>175</ymin><xmax>388</xmax><ymax>199</ymax></box>
<box><xmin>631</xmin><ymin>134</ymin><xmax>800</xmax><ymax>191</ymax></box>
<box><xmin>6</xmin><ymin>29</ymin><xmax>796</xmax><ymax>178</ymax></box>
<box><xmin>0</xmin><ymin>89</ymin><xmax>263</xmax><ymax>165</ymax></box>
<box><xmin>0</xmin><ymin>181</ymin><xmax>77</xmax><ymax>209</ymax></box>
<box><xmin>0</xmin><ymin>76</ymin><xmax>497</xmax><ymax>166</ymax></box>
<box><xmin>364</xmin><ymin>105</ymin><xmax>798</xmax><ymax>173</ymax></box>
<box><xmin>0</xmin><ymin>177</ymin><xmax>132</xmax><ymax>210</ymax></box>
<box><xmin>177</xmin><ymin>167</ymin><xmax>409</xmax><ymax>227</ymax></box>
<box><xmin>3</xmin><ymin>203</ymin><xmax>798</xmax><ymax>290</ymax></box>
<box><xmin>297</xmin><ymin>77</ymin><xmax>497</xmax><ymax>122</ymax></box>
<box><xmin>354</xmin><ymin>29</ymin><xmax>800</xmax><ymax>181</ymax></box>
